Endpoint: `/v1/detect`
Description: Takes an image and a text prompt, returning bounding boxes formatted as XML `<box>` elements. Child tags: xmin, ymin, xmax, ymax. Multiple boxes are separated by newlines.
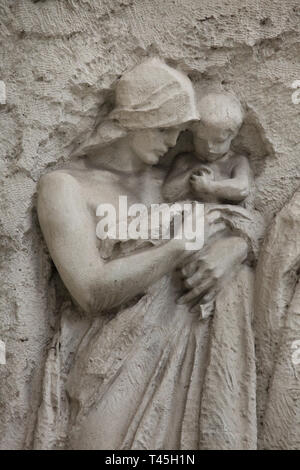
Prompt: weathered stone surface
<box><xmin>0</xmin><ymin>0</ymin><xmax>299</xmax><ymax>449</ymax></box>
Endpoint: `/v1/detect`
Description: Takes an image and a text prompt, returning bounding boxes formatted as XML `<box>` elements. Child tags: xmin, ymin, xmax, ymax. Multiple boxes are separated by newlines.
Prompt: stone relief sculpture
<box><xmin>162</xmin><ymin>92</ymin><xmax>259</xmax><ymax>318</ymax></box>
<box><xmin>2</xmin><ymin>0</ymin><xmax>300</xmax><ymax>452</ymax></box>
<box><xmin>255</xmin><ymin>190</ymin><xmax>300</xmax><ymax>449</ymax></box>
<box><xmin>35</xmin><ymin>58</ymin><xmax>266</xmax><ymax>450</ymax></box>
<box><xmin>163</xmin><ymin>92</ymin><xmax>252</xmax><ymax>205</ymax></box>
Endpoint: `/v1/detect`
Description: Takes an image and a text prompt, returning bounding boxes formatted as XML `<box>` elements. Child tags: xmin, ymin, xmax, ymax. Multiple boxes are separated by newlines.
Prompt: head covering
<box><xmin>74</xmin><ymin>58</ymin><xmax>199</xmax><ymax>155</ymax></box>
<box><xmin>110</xmin><ymin>58</ymin><xmax>199</xmax><ymax>129</ymax></box>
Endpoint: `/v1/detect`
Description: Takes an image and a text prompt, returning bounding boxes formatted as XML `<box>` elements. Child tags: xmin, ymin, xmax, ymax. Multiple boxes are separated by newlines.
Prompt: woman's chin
<box><xmin>142</xmin><ymin>153</ymin><xmax>160</xmax><ymax>165</ymax></box>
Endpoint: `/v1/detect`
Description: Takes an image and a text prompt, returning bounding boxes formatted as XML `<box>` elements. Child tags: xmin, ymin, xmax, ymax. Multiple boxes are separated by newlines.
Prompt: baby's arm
<box><xmin>191</xmin><ymin>155</ymin><xmax>252</xmax><ymax>202</ymax></box>
<box><xmin>162</xmin><ymin>153</ymin><xmax>196</xmax><ymax>202</ymax></box>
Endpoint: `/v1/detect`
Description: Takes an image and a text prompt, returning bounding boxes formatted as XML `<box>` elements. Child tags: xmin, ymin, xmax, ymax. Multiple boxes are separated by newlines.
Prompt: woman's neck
<box><xmin>87</xmin><ymin>138</ymin><xmax>147</xmax><ymax>174</ymax></box>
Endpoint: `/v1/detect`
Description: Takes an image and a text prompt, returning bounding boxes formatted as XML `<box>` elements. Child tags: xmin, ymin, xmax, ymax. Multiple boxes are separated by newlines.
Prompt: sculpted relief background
<box><xmin>0</xmin><ymin>0</ymin><xmax>300</xmax><ymax>450</ymax></box>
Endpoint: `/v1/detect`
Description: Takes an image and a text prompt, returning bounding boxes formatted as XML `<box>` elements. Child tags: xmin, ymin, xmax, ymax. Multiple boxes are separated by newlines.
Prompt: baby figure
<box><xmin>162</xmin><ymin>92</ymin><xmax>252</xmax><ymax>205</ymax></box>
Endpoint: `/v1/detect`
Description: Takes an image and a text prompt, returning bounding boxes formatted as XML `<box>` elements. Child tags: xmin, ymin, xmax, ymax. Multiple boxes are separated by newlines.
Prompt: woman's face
<box><xmin>129</xmin><ymin>126</ymin><xmax>185</xmax><ymax>165</ymax></box>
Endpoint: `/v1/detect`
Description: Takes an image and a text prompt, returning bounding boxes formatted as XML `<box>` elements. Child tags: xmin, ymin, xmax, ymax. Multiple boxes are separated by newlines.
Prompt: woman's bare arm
<box><xmin>38</xmin><ymin>171</ymin><xmax>186</xmax><ymax>314</ymax></box>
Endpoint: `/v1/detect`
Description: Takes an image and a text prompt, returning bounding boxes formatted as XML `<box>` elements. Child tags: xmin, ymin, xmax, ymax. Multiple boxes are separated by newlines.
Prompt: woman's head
<box><xmin>111</xmin><ymin>58</ymin><xmax>198</xmax><ymax>129</ymax></box>
<box><xmin>111</xmin><ymin>58</ymin><xmax>199</xmax><ymax>164</ymax></box>
<box><xmin>192</xmin><ymin>92</ymin><xmax>244</xmax><ymax>160</ymax></box>
<box><xmin>83</xmin><ymin>58</ymin><xmax>199</xmax><ymax>164</ymax></box>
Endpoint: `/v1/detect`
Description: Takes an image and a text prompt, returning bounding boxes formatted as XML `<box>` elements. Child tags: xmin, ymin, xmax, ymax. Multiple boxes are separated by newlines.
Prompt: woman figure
<box><xmin>36</xmin><ymin>59</ymin><xmax>256</xmax><ymax>450</ymax></box>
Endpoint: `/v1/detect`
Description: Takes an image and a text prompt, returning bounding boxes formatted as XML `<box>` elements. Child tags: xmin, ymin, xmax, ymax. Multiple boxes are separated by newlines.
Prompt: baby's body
<box><xmin>162</xmin><ymin>92</ymin><xmax>254</xmax><ymax>317</ymax></box>
<box><xmin>162</xmin><ymin>150</ymin><xmax>252</xmax><ymax>320</ymax></box>
<box><xmin>161</xmin><ymin>147</ymin><xmax>253</xmax><ymax>319</ymax></box>
<box><xmin>163</xmin><ymin>149</ymin><xmax>252</xmax><ymax>205</ymax></box>
<box><xmin>163</xmin><ymin>91</ymin><xmax>252</xmax><ymax>206</ymax></box>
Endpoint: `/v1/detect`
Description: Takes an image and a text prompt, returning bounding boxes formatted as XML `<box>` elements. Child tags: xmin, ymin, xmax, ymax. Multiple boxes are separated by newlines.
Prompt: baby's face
<box><xmin>193</xmin><ymin>122</ymin><xmax>236</xmax><ymax>161</ymax></box>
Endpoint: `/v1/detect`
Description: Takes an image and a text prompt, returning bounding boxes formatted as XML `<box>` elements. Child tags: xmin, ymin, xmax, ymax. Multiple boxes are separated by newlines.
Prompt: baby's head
<box><xmin>192</xmin><ymin>92</ymin><xmax>244</xmax><ymax>161</ymax></box>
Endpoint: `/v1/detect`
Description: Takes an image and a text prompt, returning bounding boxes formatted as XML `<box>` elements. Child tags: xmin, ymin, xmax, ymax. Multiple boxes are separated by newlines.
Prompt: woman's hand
<box><xmin>177</xmin><ymin>236</ymin><xmax>248</xmax><ymax>307</ymax></box>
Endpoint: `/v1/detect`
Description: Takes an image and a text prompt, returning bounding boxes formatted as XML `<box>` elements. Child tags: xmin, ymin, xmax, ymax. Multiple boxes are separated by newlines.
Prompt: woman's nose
<box><xmin>166</xmin><ymin>130</ymin><xmax>179</xmax><ymax>147</ymax></box>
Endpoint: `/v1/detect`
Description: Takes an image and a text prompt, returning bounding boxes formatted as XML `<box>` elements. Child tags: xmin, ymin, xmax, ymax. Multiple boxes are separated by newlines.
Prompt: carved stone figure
<box><xmin>35</xmin><ymin>58</ymin><xmax>264</xmax><ymax>450</ymax></box>
<box><xmin>2</xmin><ymin>0</ymin><xmax>300</xmax><ymax>452</ymax></box>
<box><xmin>163</xmin><ymin>92</ymin><xmax>260</xmax><ymax>318</ymax></box>
<box><xmin>163</xmin><ymin>92</ymin><xmax>252</xmax><ymax>204</ymax></box>
<box><xmin>255</xmin><ymin>189</ymin><xmax>300</xmax><ymax>449</ymax></box>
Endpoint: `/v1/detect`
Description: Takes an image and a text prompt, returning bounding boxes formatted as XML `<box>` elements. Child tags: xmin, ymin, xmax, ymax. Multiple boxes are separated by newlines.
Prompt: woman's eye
<box><xmin>159</xmin><ymin>128</ymin><xmax>167</xmax><ymax>133</ymax></box>
<box><xmin>215</xmin><ymin>134</ymin><xmax>230</xmax><ymax>143</ymax></box>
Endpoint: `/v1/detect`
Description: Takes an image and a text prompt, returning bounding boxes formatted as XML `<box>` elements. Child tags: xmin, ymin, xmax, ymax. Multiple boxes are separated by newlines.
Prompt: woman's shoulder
<box><xmin>38</xmin><ymin>169</ymin><xmax>80</xmax><ymax>198</ymax></box>
<box><xmin>38</xmin><ymin>159</ymin><xmax>100</xmax><ymax>193</ymax></box>
<box><xmin>37</xmin><ymin>169</ymin><xmax>88</xmax><ymax>224</ymax></box>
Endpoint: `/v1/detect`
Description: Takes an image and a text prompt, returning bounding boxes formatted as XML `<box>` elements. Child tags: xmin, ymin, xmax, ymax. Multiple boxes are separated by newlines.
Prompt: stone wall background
<box><xmin>0</xmin><ymin>0</ymin><xmax>299</xmax><ymax>449</ymax></box>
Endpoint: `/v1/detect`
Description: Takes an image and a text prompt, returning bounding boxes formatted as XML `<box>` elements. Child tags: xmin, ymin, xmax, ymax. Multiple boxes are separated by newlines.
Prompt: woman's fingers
<box><xmin>176</xmin><ymin>250</ymin><xmax>196</xmax><ymax>269</ymax></box>
<box><xmin>200</xmin><ymin>289</ymin><xmax>217</xmax><ymax>304</ymax></box>
<box><xmin>181</xmin><ymin>260</ymin><xmax>199</xmax><ymax>278</ymax></box>
<box><xmin>176</xmin><ymin>279</ymin><xmax>212</xmax><ymax>304</ymax></box>
<box><xmin>183</xmin><ymin>267</ymin><xmax>213</xmax><ymax>289</ymax></box>
<box><xmin>180</xmin><ymin>251</ymin><xmax>206</xmax><ymax>275</ymax></box>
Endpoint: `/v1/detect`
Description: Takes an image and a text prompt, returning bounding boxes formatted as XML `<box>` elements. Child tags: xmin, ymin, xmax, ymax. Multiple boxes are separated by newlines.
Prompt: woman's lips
<box><xmin>157</xmin><ymin>146</ymin><xmax>168</xmax><ymax>155</ymax></box>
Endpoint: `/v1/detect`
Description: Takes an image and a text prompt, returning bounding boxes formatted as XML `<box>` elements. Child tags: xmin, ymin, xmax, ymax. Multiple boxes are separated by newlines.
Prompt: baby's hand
<box><xmin>190</xmin><ymin>167</ymin><xmax>214</xmax><ymax>196</ymax></box>
<box><xmin>191</xmin><ymin>165</ymin><xmax>214</xmax><ymax>180</ymax></box>
<box><xmin>190</xmin><ymin>174</ymin><xmax>210</xmax><ymax>195</ymax></box>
